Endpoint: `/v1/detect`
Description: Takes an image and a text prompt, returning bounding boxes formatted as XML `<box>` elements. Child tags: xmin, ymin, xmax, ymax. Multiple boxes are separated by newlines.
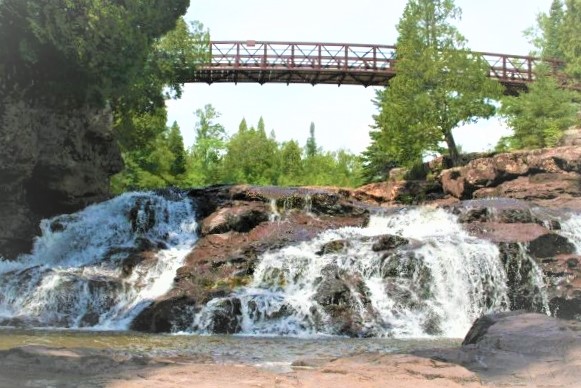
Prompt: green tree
<box><xmin>168</xmin><ymin>121</ymin><xmax>187</xmax><ymax>176</ymax></box>
<box><xmin>498</xmin><ymin>0</ymin><xmax>579</xmax><ymax>151</ymax></box>
<box><xmin>527</xmin><ymin>0</ymin><xmax>566</xmax><ymax>60</ymax></box>
<box><xmin>363</xmin><ymin>0</ymin><xmax>502</xmax><ymax>177</ymax></box>
<box><xmin>279</xmin><ymin>140</ymin><xmax>304</xmax><ymax>185</ymax></box>
<box><xmin>560</xmin><ymin>0</ymin><xmax>581</xmax><ymax>80</ymax></box>
<box><xmin>305</xmin><ymin>122</ymin><xmax>318</xmax><ymax>158</ymax></box>
<box><xmin>188</xmin><ymin>104</ymin><xmax>227</xmax><ymax>185</ymax></box>
<box><xmin>238</xmin><ymin>118</ymin><xmax>248</xmax><ymax>133</ymax></box>
<box><xmin>499</xmin><ymin>75</ymin><xmax>577</xmax><ymax>149</ymax></box>
<box><xmin>222</xmin><ymin>119</ymin><xmax>279</xmax><ymax>185</ymax></box>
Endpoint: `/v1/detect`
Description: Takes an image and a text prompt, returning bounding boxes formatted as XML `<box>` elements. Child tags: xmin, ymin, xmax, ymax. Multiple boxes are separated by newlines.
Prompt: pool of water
<box><xmin>0</xmin><ymin>328</ymin><xmax>460</xmax><ymax>366</ymax></box>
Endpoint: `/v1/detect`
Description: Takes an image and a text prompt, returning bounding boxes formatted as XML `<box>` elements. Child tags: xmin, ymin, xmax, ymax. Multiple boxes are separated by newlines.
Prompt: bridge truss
<box><xmin>185</xmin><ymin>41</ymin><xmax>563</xmax><ymax>93</ymax></box>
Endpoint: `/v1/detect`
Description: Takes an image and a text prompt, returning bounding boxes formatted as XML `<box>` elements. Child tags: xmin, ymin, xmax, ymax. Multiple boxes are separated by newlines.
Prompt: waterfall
<box><xmin>559</xmin><ymin>214</ymin><xmax>581</xmax><ymax>252</ymax></box>
<box><xmin>0</xmin><ymin>191</ymin><xmax>197</xmax><ymax>330</ymax></box>
<box><xmin>1</xmin><ymin>192</ymin><xmax>565</xmax><ymax>338</ymax></box>
<box><xmin>192</xmin><ymin>208</ymin><xmax>514</xmax><ymax>338</ymax></box>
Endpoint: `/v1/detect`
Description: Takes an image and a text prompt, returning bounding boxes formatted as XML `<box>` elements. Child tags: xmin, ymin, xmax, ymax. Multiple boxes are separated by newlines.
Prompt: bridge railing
<box><xmin>209</xmin><ymin>41</ymin><xmax>397</xmax><ymax>72</ymax></box>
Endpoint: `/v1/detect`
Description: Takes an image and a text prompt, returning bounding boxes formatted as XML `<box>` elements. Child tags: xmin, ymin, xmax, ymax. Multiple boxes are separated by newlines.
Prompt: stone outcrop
<box><xmin>439</xmin><ymin>146</ymin><xmax>581</xmax><ymax>207</ymax></box>
<box><xmin>419</xmin><ymin>311</ymin><xmax>581</xmax><ymax>386</ymax></box>
<box><xmin>0</xmin><ymin>98</ymin><xmax>123</xmax><ymax>259</ymax></box>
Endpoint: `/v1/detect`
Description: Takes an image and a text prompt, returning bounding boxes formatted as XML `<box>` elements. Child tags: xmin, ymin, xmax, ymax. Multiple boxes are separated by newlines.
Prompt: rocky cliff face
<box><xmin>0</xmin><ymin>98</ymin><xmax>123</xmax><ymax>259</ymax></box>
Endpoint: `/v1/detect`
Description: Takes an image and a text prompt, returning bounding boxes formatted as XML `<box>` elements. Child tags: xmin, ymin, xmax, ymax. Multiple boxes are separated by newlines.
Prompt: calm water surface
<box><xmin>0</xmin><ymin>328</ymin><xmax>460</xmax><ymax>365</ymax></box>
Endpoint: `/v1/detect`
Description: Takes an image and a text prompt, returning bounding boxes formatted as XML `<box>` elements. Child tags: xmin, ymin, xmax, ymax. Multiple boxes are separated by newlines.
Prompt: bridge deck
<box><xmin>184</xmin><ymin>41</ymin><xmax>563</xmax><ymax>93</ymax></box>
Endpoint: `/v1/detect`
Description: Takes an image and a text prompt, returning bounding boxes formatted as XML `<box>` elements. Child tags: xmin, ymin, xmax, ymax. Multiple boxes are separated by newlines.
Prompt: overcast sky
<box><xmin>166</xmin><ymin>0</ymin><xmax>552</xmax><ymax>154</ymax></box>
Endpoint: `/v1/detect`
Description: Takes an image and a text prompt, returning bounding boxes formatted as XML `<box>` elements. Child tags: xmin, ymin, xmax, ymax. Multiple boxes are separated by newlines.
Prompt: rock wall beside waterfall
<box><xmin>0</xmin><ymin>98</ymin><xmax>123</xmax><ymax>259</ymax></box>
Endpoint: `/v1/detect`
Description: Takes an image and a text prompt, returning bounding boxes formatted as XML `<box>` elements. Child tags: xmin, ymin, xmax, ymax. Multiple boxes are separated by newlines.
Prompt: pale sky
<box><xmin>166</xmin><ymin>0</ymin><xmax>552</xmax><ymax>154</ymax></box>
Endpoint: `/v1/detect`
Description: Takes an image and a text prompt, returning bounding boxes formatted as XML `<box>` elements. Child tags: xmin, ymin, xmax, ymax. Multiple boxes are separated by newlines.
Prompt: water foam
<box><xmin>193</xmin><ymin>207</ymin><xmax>512</xmax><ymax>338</ymax></box>
<box><xmin>0</xmin><ymin>191</ymin><xmax>197</xmax><ymax>330</ymax></box>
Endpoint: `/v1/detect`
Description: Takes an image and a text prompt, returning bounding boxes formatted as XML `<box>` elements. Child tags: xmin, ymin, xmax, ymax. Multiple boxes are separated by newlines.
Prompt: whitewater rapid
<box><xmin>0</xmin><ymin>191</ymin><xmax>197</xmax><ymax>330</ymax></box>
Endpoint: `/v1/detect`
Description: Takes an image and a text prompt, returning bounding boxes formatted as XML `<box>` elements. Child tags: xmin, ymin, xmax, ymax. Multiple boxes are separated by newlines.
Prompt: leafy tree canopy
<box><xmin>0</xmin><ymin>0</ymin><xmax>190</xmax><ymax>105</ymax></box>
<box><xmin>363</xmin><ymin>0</ymin><xmax>502</xmax><ymax>181</ymax></box>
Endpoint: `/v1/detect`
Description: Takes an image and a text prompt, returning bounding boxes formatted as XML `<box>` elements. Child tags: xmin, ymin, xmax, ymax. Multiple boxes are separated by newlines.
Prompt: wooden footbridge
<box><xmin>184</xmin><ymin>41</ymin><xmax>565</xmax><ymax>94</ymax></box>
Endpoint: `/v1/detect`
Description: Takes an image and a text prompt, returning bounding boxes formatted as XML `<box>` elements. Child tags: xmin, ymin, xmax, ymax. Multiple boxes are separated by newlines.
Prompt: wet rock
<box><xmin>499</xmin><ymin>243</ymin><xmax>547</xmax><ymax>312</ymax></box>
<box><xmin>567</xmin><ymin>257</ymin><xmax>579</xmax><ymax>269</ymax></box>
<box><xmin>207</xmin><ymin>298</ymin><xmax>242</xmax><ymax>334</ymax></box>
<box><xmin>371</xmin><ymin>234</ymin><xmax>409</xmax><ymax>252</ymax></box>
<box><xmin>129</xmin><ymin>199</ymin><xmax>156</xmax><ymax>234</ymax></box>
<box><xmin>200</xmin><ymin>202</ymin><xmax>270</xmax><ymax>236</ymax></box>
<box><xmin>316</xmin><ymin>239</ymin><xmax>350</xmax><ymax>255</ymax></box>
<box><xmin>456</xmin><ymin>207</ymin><xmax>489</xmax><ymax>223</ymax></box>
<box><xmin>549</xmin><ymin>297</ymin><xmax>581</xmax><ymax>320</ymax></box>
<box><xmin>131</xmin><ymin>296</ymin><xmax>197</xmax><ymax>333</ymax></box>
<box><xmin>314</xmin><ymin>276</ymin><xmax>351</xmax><ymax>307</ymax></box>
<box><xmin>120</xmin><ymin>250</ymin><xmax>158</xmax><ymax>277</ymax></box>
<box><xmin>527</xmin><ymin>234</ymin><xmax>576</xmax><ymax>258</ymax></box>
<box><xmin>313</xmin><ymin>266</ymin><xmax>374</xmax><ymax>337</ymax></box>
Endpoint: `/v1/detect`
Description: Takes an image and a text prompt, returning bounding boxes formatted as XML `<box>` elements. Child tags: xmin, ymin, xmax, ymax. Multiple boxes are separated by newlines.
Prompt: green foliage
<box><xmin>279</xmin><ymin>140</ymin><xmax>304</xmax><ymax>186</ymax></box>
<box><xmin>305</xmin><ymin>122</ymin><xmax>318</xmax><ymax>158</ymax></box>
<box><xmin>221</xmin><ymin>119</ymin><xmax>280</xmax><ymax>185</ymax></box>
<box><xmin>110</xmin><ymin>112</ymin><xmax>189</xmax><ymax>193</ymax></box>
<box><xmin>499</xmin><ymin>71</ymin><xmax>578</xmax><ymax>150</ymax></box>
<box><xmin>527</xmin><ymin>0</ymin><xmax>566</xmax><ymax>60</ymax></box>
<box><xmin>362</xmin><ymin>0</ymin><xmax>502</xmax><ymax>181</ymax></box>
<box><xmin>168</xmin><ymin>121</ymin><xmax>187</xmax><ymax>176</ymax></box>
<box><xmin>560</xmin><ymin>0</ymin><xmax>581</xmax><ymax>80</ymax></box>
<box><xmin>498</xmin><ymin>0</ymin><xmax>580</xmax><ymax>151</ymax></box>
<box><xmin>0</xmin><ymin>0</ymin><xmax>190</xmax><ymax>105</ymax></box>
<box><xmin>186</xmin><ymin>104</ymin><xmax>228</xmax><ymax>186</ymax></box>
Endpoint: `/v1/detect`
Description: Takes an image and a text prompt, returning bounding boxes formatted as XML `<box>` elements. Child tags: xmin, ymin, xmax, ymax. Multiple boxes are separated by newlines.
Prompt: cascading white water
<box><xmin>193</xmin><ymin>207</ymin><xmax>514</xmax><ymax>338</ymax></box>
<box><xmin>0</xmin><ymin>191</ymin><xmax>197</xmax><ymax>330</ymax></box>
<box><xmin>558</xmin><ymin>213</ymin><xmax>581</xmax><ymax>252</ymax></box>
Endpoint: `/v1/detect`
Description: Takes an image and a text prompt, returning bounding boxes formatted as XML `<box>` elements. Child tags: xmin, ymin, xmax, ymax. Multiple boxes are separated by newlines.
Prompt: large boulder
<box><xmin>313</xmin><ymin>265</ymin><xmax>375</xmax><ymax>337</ymax></box>
<box><xmin>420</xmin><ymin>312</ymin><xmax>581</xmax><ymax>386</ymax></box>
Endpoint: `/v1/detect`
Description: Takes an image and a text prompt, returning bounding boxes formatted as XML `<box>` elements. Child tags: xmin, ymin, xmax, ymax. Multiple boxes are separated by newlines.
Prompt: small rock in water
<box><xmin>316</xmin><ymin>239</ymin><xmax>350</xmax><ymax>255</ymax></box>
<box><xmin>371</xmin><ymin>235</ymin><xmax>409</xmax><ymax>252</ymax></box>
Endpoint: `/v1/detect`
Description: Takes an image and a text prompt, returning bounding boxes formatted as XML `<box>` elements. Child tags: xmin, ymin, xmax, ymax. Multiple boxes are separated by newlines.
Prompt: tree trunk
<box><xmin>444</xmin><ymin>129</ymin><xmax>460</xmax><ymax>167</ymax></box>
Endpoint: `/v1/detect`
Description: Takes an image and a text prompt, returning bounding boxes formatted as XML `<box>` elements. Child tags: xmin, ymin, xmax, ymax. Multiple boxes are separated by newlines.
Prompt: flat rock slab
<box><xmin>418</xmin><ymin>312</ymin><xmax>581</xmax><ymax>387</ymax></box>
